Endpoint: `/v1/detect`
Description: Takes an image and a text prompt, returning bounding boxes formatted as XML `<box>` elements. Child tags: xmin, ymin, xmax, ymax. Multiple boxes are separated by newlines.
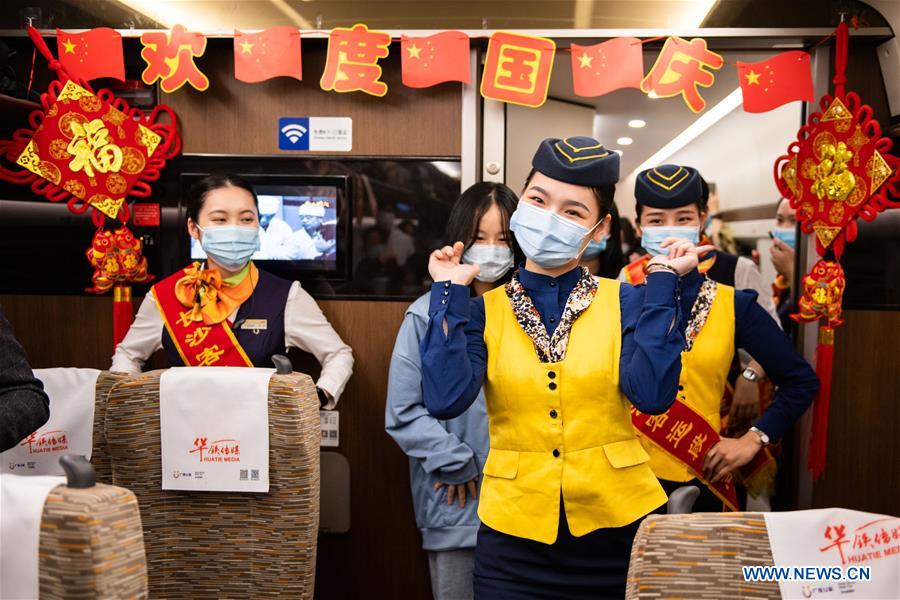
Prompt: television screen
<box><xmin>181</xmin><ymin>174</ymin><xmax>350</xmax><ymax>281</ymax></box>
<box><xmin>189</xmin><ymin>186</ymin><xmax>339</xmax><ymax>269</ymax></box>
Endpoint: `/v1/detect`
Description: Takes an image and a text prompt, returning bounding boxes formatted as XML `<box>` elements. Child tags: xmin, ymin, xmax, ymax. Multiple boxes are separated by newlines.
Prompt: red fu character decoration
<box><xmin>0</xmin><ymin>27</ymin><xmax>181</xmax><ymax>346</ymax></box>
<box><xmin>774</xmin><ymin>21</ymin><xmax>900</xmax><ymax>479</ymax></box>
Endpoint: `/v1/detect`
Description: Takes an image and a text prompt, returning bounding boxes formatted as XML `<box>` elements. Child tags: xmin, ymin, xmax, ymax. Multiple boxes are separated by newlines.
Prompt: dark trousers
<box><xmin>473</xmin><ymin>506</ymin><xmax>641</xmax><ymax>600</ymax></box>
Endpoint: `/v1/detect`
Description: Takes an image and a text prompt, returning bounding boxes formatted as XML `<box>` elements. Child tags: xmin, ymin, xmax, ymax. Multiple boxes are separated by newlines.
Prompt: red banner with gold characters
<box><xmin>153</xmin><ymin>267</ymin><xmax>253</xmax><ymax>368</ymax></box>
<box><xmin>773</xmin><ymin>21</ymin><xmax>899</xmax><ymax>479</ymax></box>
<box><xmin>631</xmin><ymin>400</ymin><xmax>740</xmax><ymax>511</ymax></box>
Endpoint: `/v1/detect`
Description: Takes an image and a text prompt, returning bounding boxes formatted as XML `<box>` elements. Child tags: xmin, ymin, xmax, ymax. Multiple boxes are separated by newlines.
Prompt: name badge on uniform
<box><xmin>240</xmin><ymin>319</ymin><xmax>268</xmax><ymax>334</ymax></box>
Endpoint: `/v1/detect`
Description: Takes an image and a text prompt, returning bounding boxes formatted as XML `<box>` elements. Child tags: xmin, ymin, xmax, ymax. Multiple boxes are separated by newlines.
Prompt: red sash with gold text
<box><xmin>152</xmin><ymin>269</ymin><xmax>253</xmax><ymax>368</ymax></box>
<box><xmin>631</xmin><ymin>400</ymin><xmax>775</xmax><ymax>511</ymax></box>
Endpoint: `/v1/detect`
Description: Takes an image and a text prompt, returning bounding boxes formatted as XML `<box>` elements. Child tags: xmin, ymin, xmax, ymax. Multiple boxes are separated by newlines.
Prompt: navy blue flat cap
<box><xmin>532</xmin><ymin>136</ymin><xmax>620</xmax><ymax>187</ymax></box>
<box><xmin>634</xmin><ymin>164</ymin><xmax>703</xmax><ymax>208</ymax></box>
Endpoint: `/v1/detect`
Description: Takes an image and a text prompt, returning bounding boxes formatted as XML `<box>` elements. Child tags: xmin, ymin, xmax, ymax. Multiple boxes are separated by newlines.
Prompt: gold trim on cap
<box><xmin>647</xmin><ymin>167</ymin><xmax>689</xmax><ymax>190</ymax></box>
<box><xmin>554</xmin><ymin>139</ymin><xmax>610</xmax><ymax>163</ymax></box>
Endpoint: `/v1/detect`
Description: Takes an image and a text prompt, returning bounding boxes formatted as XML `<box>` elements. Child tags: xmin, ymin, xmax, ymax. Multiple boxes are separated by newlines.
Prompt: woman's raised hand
<box><xmin>428</xmin><ymin>241</ymin><xmax>480</xmax><ymax>286</ymax></box>
<box><xmin>648</xmin><ymin>237</ymin><xmax>716</xmax><ymax>276</ymax></box>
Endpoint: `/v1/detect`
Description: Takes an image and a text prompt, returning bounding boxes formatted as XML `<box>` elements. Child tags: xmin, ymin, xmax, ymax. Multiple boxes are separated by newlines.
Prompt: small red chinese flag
<box><xmin>401</xmin><ymin>31</ymin><xmax>470</xmax><ymax>88</ymax></box>
<box><xmin>56</xmin><ymin>28</ymin><xmax>125</xmax><ymax>81</ymax></box>
<box><xmin>570</xmin><ymin>38</ymin><xmax>643</xmax><ymax>98</ymax></box>
<box><xmin>234</xmin><ymin>27</ymin><xmax>302</xmax><ymax>83</ymax></box>
<box><xmin>737</xmin><ymin>51</ymin><xmax>814</xmax><ymax>113</ymax></box>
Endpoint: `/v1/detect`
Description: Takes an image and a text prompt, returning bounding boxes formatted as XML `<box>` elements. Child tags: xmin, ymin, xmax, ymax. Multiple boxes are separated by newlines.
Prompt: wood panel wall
<box><xmin>811</xmin><ymin>310</ymin><xmax>900</xmax><ymax>516</ymax></box>
<box><xmin>166</xmin><ymin>39</ymin><xmax>461</xmax><ymax>157</ymax></box>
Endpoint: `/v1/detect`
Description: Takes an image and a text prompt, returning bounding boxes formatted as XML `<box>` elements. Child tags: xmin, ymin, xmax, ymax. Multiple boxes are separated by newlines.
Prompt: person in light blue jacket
<box><xmin>386</xmin><ymin>182</ymin><xmax>521</xmax><ymax>600</ymax></box>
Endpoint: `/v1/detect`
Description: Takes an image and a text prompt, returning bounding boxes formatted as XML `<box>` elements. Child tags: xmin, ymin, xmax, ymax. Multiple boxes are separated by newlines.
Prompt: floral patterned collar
<box><xmin>504</xmin><ymin>266</ymin><xmax>598</xmax><ymax>363</ymax></box>
<box><xmin>684</xmin><ymin>276</ymin><xmax>718</xmax><ymax>352</ymax></box>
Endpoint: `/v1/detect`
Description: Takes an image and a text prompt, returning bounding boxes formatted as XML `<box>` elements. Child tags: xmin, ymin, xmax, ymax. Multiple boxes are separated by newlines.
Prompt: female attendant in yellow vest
<box><xmin>628</xmin><ymin>165</ymin><xmax>818</xmax><ymax>512</ymax></box>
<box><xmin>420</xmin><ymin>137</ymin><xmax>712</xmax><ymax>599</ymax></box>
<box><xmin>111</xmin><ymin>174</ymin><xmax>354</xmax><ymax>408</ymax></box>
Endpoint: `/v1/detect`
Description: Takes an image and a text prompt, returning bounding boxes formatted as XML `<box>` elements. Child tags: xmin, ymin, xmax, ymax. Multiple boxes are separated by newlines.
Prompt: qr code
<box><xmin>240</xmin><ymin>469</ymin><xmax>248</xmax><ymax>480</ymax></box>
<box><xmin>251</xmin><ymin>469</ymin><xmax>260</xmax><ymax>481</ymax></box>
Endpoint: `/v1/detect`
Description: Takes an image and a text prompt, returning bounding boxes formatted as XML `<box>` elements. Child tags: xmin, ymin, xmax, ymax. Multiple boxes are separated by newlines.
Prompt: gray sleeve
<box><xmin>735</xmin><ymin>256</ymin><xmax>781</xmax><ymax>329</ymax></box>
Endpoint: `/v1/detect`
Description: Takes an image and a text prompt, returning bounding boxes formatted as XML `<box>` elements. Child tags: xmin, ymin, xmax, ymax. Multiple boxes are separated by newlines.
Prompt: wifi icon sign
<box><xmin>278</xmin><ymin>117</ymin><xmax>310</xmax><ymax>150</ymax></box>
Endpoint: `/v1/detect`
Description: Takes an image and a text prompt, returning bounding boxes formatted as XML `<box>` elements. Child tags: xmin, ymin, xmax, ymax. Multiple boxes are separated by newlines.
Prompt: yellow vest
<box><xmin>638</xmin><ymin>282</ymin><xmax>735</xmax><ymax>482</ymax></box>
<box><xmin>480</xmin><ymin>277</ymin><xmax>667</xmax><ymax>545</ymax></box>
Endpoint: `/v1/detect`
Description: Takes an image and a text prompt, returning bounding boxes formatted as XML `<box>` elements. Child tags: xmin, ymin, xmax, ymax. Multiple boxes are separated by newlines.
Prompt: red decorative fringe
<box><xmin>112</xmin><ymin>285</ymin><xmax>134</xmax><ymax>347</ymax></box>
<box><xmin>808</xmin><ymin>328</ymin><xmax>835</xmax><ymax>480</ymax></box>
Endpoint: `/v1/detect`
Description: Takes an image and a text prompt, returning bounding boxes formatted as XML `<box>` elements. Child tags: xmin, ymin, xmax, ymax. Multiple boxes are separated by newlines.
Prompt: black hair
<box><xmin>523</xmin><ymin>167</ymin><xmax>616</xmax><ymax>219</ymax></box>
<box><xmin>635</xmin><ymin>174</ymin><xmax>709</xmax><ymax>221</ymax></box>
<box><xmin>597</xmin><ymin>201</ymin><xmax>625</xmax><ymax>279</ymax></box>
<box><xmin>186</xmin><ymin>174</ymin><xmax>259</xmax><ymax>223</ymax></box>
<box><xmin>444</xmin><ymin>182</ymin><xmax>521</xmax><ymax>257</ymax></box>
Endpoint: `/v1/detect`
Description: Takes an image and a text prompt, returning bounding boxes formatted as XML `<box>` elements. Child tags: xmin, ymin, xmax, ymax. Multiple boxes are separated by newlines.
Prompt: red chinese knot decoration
<box><xmin>0</xmin><ymin>27</ymin><xmax>182</xmax><ymax>346</ymax></box>
<box><xmin>0</xmin><ymin>29</ymin><xmax>180</xmax><ymax>226</ymax></box>
<box><xmin>773</xmin><ymin>22</ymin><xmax>899</xmax><ymax>479</ymax></box>
<box><xmin>86</xmin><ymin>226</ymin><xmax>155</xmax><ymax>344</ymax></box>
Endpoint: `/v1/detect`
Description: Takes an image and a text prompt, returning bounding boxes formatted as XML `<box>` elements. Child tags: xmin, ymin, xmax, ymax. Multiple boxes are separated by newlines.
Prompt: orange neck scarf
<box><xmin>173</xmin><ymin>262</ymin><xmax>257</xmax><ymax>325</ymax></box>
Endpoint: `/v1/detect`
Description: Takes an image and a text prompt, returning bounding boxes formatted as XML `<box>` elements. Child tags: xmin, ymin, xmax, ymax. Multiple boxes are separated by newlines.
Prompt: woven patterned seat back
<box><xmin>91</xmin><ymin>371</ymin><xmax>127</xmax><ymax>484</ymax></box>
<box><xmin>626</xmin><ymin>512</ymin><xmax>780</xmax><ymax>599</ymax></box>
<box><xmin>39</xmin><ymin>482</ymin><xmax>148</xmax><ymax>599</ymax></box>
<box><xmin>105</xmin><ymin>370</ymin><xmax>321</xmax><ymax>599</ymax></box>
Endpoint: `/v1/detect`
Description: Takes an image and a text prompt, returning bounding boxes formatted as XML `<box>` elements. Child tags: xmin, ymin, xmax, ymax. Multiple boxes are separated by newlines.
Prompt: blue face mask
<box><xmin>772</xmin><ymin>228</ymin><xmax>796</xmax><ymax>249</ymax></box>
<box><xmin>581</xmin><ymin>234</ymin><xmax>609</xmax><ymax>259</ymax></box>
<box><xmin>641</xmin><ymin>226</ymin><xmax>699</xmax><ymax>257</ymax></box>
<box><xmin>509</xmin><ymin>202</ymin><xmax>599</xmax><ymax>269</ymax></box>
<box><xmin>198</xmin><ymin>225</ymin><xmax>261</xmax><ymax>271</ymax></box>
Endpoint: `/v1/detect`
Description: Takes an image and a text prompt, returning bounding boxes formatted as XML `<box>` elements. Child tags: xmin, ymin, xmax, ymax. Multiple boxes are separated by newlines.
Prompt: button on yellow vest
<box><xmin>480</xmin><ymin>277</ymin><xmax>667</xmax><ymax>545</ymax></box>
<box><xmin>637</xmin><ymin>282</ymin><xmax>735</xmax><ymax>482</ymax></box>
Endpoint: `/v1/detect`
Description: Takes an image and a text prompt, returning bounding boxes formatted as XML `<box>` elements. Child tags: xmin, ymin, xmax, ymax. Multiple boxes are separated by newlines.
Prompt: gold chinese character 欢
<box><xmin>66</xmin><ymin>118</ymin><xmax>123</xmax><ymax>178</ymax></box>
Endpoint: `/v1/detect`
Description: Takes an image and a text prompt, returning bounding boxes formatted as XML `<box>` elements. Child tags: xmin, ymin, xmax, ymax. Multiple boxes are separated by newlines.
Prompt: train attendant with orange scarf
<box><xmin>111</xmin><ymin>174</ymin><xmax>353</xmax><ymax>408</ymax></box>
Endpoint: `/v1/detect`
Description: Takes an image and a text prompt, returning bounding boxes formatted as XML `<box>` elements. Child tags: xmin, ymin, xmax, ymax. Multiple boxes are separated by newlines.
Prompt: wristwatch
<box><xmin>741</xmin><ymin>367</ymin><xmax>760</xmax><ymax>382</ymax></box>
<box><xmin>749</xmin><ymin>426</ymin><xmax>770</xmax><ymax>447</ymax></box>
